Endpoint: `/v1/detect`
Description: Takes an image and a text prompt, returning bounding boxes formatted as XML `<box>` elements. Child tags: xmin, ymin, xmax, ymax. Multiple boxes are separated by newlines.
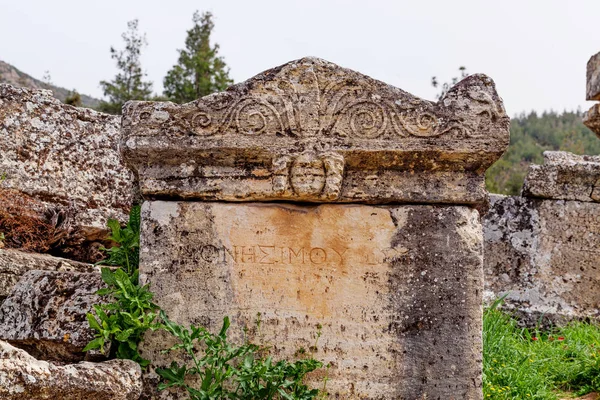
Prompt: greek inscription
<box><xmin>330</xmin><ymin>247</ymin><xmax>348</xmax><ymax>261</ymax></box>
<box><xmin>309</xmin><ymin>248</ymin><xmax>327</xmax><ymax>264</ymax></box>
<box><xmin>240</xmin><ymin>246</ymin><xmax>256</xmax><ymax>263</ymax></box>
<box><xmin>289</xmin><ymin>247</ymin><xmax>304</xmax><ymax>264</ymax></box>
<box><xmin>258</xmin><ymin>245</ymin><xmax>276</xmax><ymax>264</ymax></box>
<box><xmin>177</xmin><ymin>244</ymin><xmax>388</xmax><ymax>266</ymax></box>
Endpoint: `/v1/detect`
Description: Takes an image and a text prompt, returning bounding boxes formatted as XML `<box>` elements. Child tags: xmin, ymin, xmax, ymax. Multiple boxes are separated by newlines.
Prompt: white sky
<box><xmin>1</xmin><ymin>0</ymin><xmax>597</xmax><ymax>116</ymax></box>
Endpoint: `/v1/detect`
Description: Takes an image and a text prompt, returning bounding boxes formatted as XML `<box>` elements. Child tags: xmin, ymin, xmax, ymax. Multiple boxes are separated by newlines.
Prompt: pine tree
<box><xmin>163</xmin><ymin>11</ymin><xmax>232</xmax><ymax>103</ymax></box>
<box><xmin>99</xmin><ymin>20</ymin><xmax>153</xmax><ymax>114</ymax></box>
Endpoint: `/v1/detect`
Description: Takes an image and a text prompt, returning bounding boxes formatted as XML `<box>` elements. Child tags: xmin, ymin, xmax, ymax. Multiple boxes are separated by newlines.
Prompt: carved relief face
<box><xmin>290</xmin><ymin>153</ymin><xmax>326</xmax><ymax>197</ymax></box>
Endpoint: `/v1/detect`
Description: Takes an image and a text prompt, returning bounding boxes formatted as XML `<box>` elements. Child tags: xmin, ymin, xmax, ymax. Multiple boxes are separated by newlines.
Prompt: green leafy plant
<box><xmin>157</xmin><ymin>311</ymin><xmax>324</xmax><ymax>399</ymax></box>
<box><xmin>85</xmin><ymin>205</ymin><xmax>159</xmax><ymax>366</ymax></box>
<box><xmin>98</xmin><ymin>205</ymin><xmax>141</xmax><ymax>277</ymax></box>
<box><xmin>86</xmin><ymin>205</ymin><xmax>325</xmax><ymax>397</ymax></box>
<box><xmin>84</xmin><ymin>267</ymin><xmax>161</xmax><ymax>366</ymax></box>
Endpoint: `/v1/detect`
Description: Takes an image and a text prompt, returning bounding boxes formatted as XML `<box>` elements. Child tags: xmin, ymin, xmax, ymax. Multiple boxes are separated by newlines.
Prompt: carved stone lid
<box><xmin>122</xmin><ymin>57</ymin><xmax>509</xmax><ymax>205</ymax></box>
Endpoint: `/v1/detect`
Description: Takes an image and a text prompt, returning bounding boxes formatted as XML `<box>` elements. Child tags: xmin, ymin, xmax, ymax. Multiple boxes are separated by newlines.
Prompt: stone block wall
<box><xmin>0</xmin><ymin>84</ymin><xmax>143</xmax><ymax>399</ymax></box>
<box><xmin>3</xmin><ymin>52</ymin><xmax>600</xmax><ymax>398</ymax></box>
<box><xmin>0</xmin><ymin>83</ymin><xmax>139</xmax><ymax>304</ymax></box>
<box><xmin>484</xmin><ymin>54</ymin><xmax>600</xmax><ymax>325</ymax></box>
<box><xmin>484</xmin><ymin>152</ymin><xmax>600</xmax><ymax>326</ymax></box>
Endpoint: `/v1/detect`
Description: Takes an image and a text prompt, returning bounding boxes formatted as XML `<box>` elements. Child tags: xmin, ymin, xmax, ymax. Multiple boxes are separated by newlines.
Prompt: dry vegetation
<box><xmin>0</xmin><ymin>189</ymin><xmax>107</xmax><ymax>262</ymax></box>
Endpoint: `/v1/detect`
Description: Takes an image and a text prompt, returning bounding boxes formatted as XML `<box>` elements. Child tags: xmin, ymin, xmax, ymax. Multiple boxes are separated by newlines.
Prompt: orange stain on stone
<box><xmin>213</xmin><ymin>204</ymin><xmax>396</xmax><ymax>320</ymax></box>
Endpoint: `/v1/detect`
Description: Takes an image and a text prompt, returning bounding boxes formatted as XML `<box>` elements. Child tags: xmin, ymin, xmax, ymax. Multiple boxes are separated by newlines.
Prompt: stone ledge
<box><xmin>122</xmin><ymin>57</ymin><xmax>510</xmax><ymax>205</ymax></box>
<box><xmin>0</xmin><ymin>270</ymin><xmax>105</xmax><ymax>362</ymax></box>
<box><xmin>0</xmin><ymin>340</ymin><xmax>141</xmax><ymax>400</ymax></box>
<box><xmin>0</xmin><ymin>248</ymin><xmax>96</xmax><ymax>301</ymax></box>
<box><xmin>522</xmin><ymin>151</ymin><xmax>600</xmax><ymax>202</ymax></box>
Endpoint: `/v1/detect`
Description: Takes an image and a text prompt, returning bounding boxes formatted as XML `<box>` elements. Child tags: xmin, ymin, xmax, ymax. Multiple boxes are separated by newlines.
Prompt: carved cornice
<box><xmin>122</xmin><ymin>57</ymin><xmax>510</xmax><ymax>204</ymax></box>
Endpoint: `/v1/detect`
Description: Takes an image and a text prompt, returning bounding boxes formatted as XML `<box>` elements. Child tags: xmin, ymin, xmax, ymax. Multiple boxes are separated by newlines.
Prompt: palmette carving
<box><xmin>123</xmin><ymin>58</ymin><xmax>507</xmax><ymax>140</ymax></box>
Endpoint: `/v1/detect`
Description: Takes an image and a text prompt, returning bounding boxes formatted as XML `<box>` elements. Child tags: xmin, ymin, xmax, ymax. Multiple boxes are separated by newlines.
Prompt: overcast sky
<box><xmin>1</xmin><ymin>0</ymin><xmax>597</xmax><ymax>116</ymax></box>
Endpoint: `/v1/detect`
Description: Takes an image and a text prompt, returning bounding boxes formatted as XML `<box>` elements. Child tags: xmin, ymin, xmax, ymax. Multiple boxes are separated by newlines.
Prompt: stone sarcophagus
<box><xmin>122</xmin><ymin>58</ymin><xmax>509</xmax><ymax>399</ymax></box>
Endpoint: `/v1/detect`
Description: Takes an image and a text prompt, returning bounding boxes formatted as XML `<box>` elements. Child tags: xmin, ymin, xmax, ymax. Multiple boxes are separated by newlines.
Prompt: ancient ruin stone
<box><xmin>124</xmin><ymin>58</ymin><xmax>509</xmax><ymax>399</ymax></box>
<box><xmin>0</xmin><ymin>249</ymin><xmax>96</xmax><ymax>302</ymax></box>
<box><xmin>122</xmin><ymin>57</ymin><xmax>509</xmax><ymax>205</ymax></box>
<box><xmin>0</xmin><ymin>84</ymin><xmax>136</xmax><ymax>248</ymax></box>
<box><xmin>583</xmin><ymin>103</ymin><xmax>600</xmax><ymax>138</ymax></box>
<box><xmin>584</xmin><ymin>52</ymin><xmax>600</xmax><ymax>138</ymax></box>
<box><xmin>587</xmin><ymin>51</ymin><xmax>600</xmax><ymax>101</ymax></box>
<box><xmin>522</xmin><ymin>151</ymin><xmax>600</xmax><ymax>202</ymax></box>
<box><xmin>484</xmin><ymin>195</ymin><xmax>600</xmax><ymax>326</ymax></box>
<box><xmin>139</xmin><ymin>202</ymin><xmax>483</xmax><ymax>399</ymax></box>
<box><xmin>0</xmin><ymin>270</ymin><xmax>105</xmax><ymax>362</ymax></box>
<box><xmin>0</xmin><ymin>340</ymin><xmax>141</xmax><ymax>400</ymax></box>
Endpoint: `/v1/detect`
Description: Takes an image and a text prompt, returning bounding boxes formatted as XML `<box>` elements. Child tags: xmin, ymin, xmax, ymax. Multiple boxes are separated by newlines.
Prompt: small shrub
<box><xmin>157</xmin><ymin>311</ymin><xmax>323</xmax><ymax>399</ymax></box>
<box><xmin>85</xmin><ymin>205</ymin><xmax>158</xmax><ymax>366</ymax></box>
<box><xmin>97</xmin><ymin>205</ymin><xmax>141</xmax><ymax>277</ymax></box>
<box><xmin>84</xmin><ymin>267</ymin><xmax>161</xmax><ymax>366</ymax></box>
<box><xmin>65</xmin><ymin>90</ymin><xmax>82</xmax><ymax>107</ymax></box>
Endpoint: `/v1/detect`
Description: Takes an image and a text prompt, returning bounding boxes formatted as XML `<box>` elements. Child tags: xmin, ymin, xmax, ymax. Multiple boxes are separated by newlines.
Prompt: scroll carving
<box><xmin>125</xmin><ymin>58</ymin><xmax>507</xmax><ymax>141</ymax></box>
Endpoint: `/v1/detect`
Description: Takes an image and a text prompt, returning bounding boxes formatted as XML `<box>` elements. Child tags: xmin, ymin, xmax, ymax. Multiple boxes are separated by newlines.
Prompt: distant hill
<box><xmin>0</xmin><ymin>60</ymin><xmax>100</xmax><ymax>109</ymax></box>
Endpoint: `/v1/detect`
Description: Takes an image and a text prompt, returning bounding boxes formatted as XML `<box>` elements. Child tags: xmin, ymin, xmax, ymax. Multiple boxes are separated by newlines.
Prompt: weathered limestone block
<box><xmin>0</xmin><ymin>84</ymin><xmax>136</xmax><ymax>242</ymax></box>
<box><xmin>122</xmin><ymin>57</ymin><xmax>509</xmax><ymax>205</ymax></box>
<box><xmin>0</xmin><ymin>270</ymin><xmax>104</xmax><ymax>362</ymax></box>
<box><xmin>587</xmin><ymin>51</ymin><xmax>600</xmax><ymax>101</ymax></box>
<box><xmin>522</xmin><ymin>151</ymin><xmax>600</xmax><ymax>202</ymax></box>
<box><xmin>0</xmin><ymin>248</ymin><xmax>96</xmax><ymax>302</ymax></box>
<box><xmin>140</xmin><ymin>201</ymin><xmax>484</xmax><ymax>399</ymax></box>
<box><xmin>484</xmin><ymin>195</ymin><xmax>600</xmax><ymax>326</ymax></box>
<box><xmin>124</xmin><ymin>58</ymin><xmax>508</xmax><ymax>399</ymax></box>
<box><xmin>0</xmin><ymin>340</ymin><xmax>142</xmax><ymax>400</ymax></box>
<box><xmin>583</xmin><ymin>103</ymin><xmax>600</xmax><ymax>138</ymax></box>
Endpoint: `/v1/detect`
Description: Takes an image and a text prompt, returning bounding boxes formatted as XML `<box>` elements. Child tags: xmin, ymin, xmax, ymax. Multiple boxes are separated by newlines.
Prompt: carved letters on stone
<box><xmin>122</xmin><ymin>57</ymin><xmax>510</xmax><ymax>204</ymax></box>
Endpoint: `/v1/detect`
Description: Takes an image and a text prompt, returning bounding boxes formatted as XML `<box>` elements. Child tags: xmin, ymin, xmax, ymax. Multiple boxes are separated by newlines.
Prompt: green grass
<box><xmin>483</xmin><ymin>299</ymin><xmax>600</xmax><ymax>399</ymax></box>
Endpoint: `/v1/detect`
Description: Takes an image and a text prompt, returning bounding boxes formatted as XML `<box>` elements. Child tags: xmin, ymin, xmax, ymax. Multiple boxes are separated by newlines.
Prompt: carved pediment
<box><xmin>125</xmin><ymin>57</ymin><xmax>507</xmax><ymax>141</ymax></box>
<box><xmin>122</xmin><ymin>57</ymin><xmax>510</xmax><ymax>204</ymax></box>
